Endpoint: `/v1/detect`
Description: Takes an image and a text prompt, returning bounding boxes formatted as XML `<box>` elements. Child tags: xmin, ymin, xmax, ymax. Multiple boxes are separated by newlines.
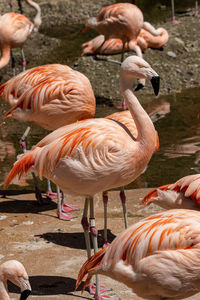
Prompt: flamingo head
<box><xmin>0</xmin><ymin>260</ymin><xmax>31</xmax><ymax>299</ymax></box>
<box><xmin>121</xmin><ymin>56</ymin><xmax>160</xmax><ymax>96</ymax></box>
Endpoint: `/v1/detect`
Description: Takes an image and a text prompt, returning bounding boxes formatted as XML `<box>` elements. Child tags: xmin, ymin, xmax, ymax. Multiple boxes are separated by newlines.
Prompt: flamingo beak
<box><xmin>20</xmin><ymin>289</ymin><xmax>31</xmax><ymax>300</ymax></box>
<box><xmin>151</xmin><ymin>76</ymin><xmax>160</xmax><ymax>96</ymax></box>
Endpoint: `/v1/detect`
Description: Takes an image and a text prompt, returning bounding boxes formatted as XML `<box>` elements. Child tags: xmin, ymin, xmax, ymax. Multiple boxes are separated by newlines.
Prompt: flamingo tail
<box><xmin>76</xmin><ymin>247</ymin><xmax>106</xmax><ymax>293</ymax></box>
<box><xmin>142</xmin><ymin>184</ymin><xmax>171</xmax><ymax>206</ymax></box>
<box><xmin>4</xmin><ymin>150</ymin><xmax>37</xmax><ymax>188</ymax></box>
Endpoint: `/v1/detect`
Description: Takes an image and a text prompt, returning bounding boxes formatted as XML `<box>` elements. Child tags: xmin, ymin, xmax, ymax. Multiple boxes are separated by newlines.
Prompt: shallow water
<box><xmin>0</xmin><ymin>86</ymin><xmax>199</xmax><ymax>192</ymax></box>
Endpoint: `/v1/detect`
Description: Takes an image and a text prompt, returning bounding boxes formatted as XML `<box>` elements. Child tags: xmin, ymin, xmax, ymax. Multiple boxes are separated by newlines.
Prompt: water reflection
<box><xmin>0</xmin><ymin>86</ymin><xmax>199</xmax><ymax>191</ymax></box>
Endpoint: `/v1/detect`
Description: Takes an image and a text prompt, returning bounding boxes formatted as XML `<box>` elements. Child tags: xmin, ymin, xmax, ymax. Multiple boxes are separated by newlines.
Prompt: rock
<box><xmin>167</xmin><ymin>51</ymin><xmax>177</xmax><ymax>58</ymax></box>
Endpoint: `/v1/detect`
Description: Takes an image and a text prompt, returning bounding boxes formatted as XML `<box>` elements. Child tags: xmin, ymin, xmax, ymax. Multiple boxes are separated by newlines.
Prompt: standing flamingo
<box><xmin>0</xmin><ymin>64</ymin><xmax>95</xmax><ymax>219</ymax></box>
<box><xmin>0</xmin><ymin>260</ymin><xmax>31</xmax><ymax>299</ymax></box>
<box><xmin>76</xmin><ymin>209</ymin><xmax>200</xmax><ymax>299</ymax></box>
<box><xmin>142</xmin><ymin>174</ymin><xmax>200</xmax><ymax>210</ymax></box>
<box><xmin>4</xmin><ymin>55</ymin><xmax>160</xmax><ymax>299</ymax></box>
<box><xmin>82</xmin><ymin>25</ymin><xmax>168</xmax><ymax>56</ymax></box>
<box><xmin>171</xmin><ymin>0</ymin><xmax>198</xmax><ymax>24</ymax></box>
<box><xmin>101</xmin><ymin>110</ymin><xmax>159</xmax><ymax>244</ymax></box>
<box><xmin>0</xmin><ymin>12</ymin><xmax>33</xmax><ymax>74</ymax></box>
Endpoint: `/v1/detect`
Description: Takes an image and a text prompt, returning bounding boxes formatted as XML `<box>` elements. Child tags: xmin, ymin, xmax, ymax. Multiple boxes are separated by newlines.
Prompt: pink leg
<box><xmin>102</xmin><ymin>191</ymin><xmax>109</xmax><ymax>246</ymax></box>
<box><xmin>57</xmin><ymin>186</ymin><xmax>76</xmax><ymax>220</ymax></box>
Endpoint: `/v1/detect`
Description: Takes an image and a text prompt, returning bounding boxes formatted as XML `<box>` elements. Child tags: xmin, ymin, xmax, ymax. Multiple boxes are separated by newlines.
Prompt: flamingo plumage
<box><xmin>0</xmin><ymin>260</ymin><xmax>31</xmax><ymax>300</ymax></box>
<box><xmin>82</xmin><ymin>25</ymin><xmax>168</xmax><ymax>56</ymax></box>
<box><xmin>4</xmin><ymin>55</ymin><xmax>160</xmax><ymax>299</ymax></box>
<box><xmin>142</xmin><ymin>174</ymin><xmax>200</xmax><ymax>210</ymax></box>
<box><xmin>0</xmin><ymin>64</ymin><xmax>95</xmax><ymax>217</ymax></box>
<box><xmin>0</xmin><ymin>12</ymin><xmax>33</xmax><ymax>73</ymax></box>
<box><xmin>76</xmin><ymin>209</ymin><xmax>200</xmax><ymax>299</ymax></box>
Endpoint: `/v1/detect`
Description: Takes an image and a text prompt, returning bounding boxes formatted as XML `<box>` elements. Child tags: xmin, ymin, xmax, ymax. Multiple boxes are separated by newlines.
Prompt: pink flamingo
<box><xmin>171</xmin><ymin>0</ymin><xmax>198</xmax><ymax>24</ymax></box>
<box><xmin>4</xmin><ymin>55</ymin><xmax>160</xmax><ymax>299</ymax></box>
<box><xmin>0</xmin><ymin>64</ymin><xmax>96</xmax><ymax>220</ymax></box>
<box><xmin>8</xmin><ymin>0</ymin><xmax>41</xmax><ymax>30</ymax></box>
<box><xmin>82</xmin><ymin>25</ymin><xmax>169</xmax><ymax>56</ymax></box>
<box><xmin>76</xmin><ymin>209</ymin><xmax>200</xmax><ymax>299</ymax></box>
<box><xmin>0</xmin><ymin>12</ymin><xmax>33</xmax><ymax>74</ymax></box>
<box><xmin>102</xmin><ymin>110</ymin><xmax>160</xmax><ymax>244</ymax></box>
<box><xmin>142</xmin><ymin>174</ymin><xmax>200</xmax><ymax>210</ymax></box>
<box><xmin>0</xmin><ymin>260</ymin><xmax>31</xmax><ymax>299</ymax></box>
<box><xmin>85</xmin><ymin>3</ymin><xmax>144</xmax><ymax>62</ymax></box>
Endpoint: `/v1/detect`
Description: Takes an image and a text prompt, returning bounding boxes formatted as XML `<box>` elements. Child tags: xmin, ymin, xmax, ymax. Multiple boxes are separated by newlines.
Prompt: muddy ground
<box><xmin>0</xmin><ymin>189</ymin><xmax>199</xmax><ymax>300</ymax></box>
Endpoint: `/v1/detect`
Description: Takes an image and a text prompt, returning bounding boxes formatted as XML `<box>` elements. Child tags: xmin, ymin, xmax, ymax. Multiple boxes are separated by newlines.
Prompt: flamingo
<box><xmin>76</xmin><ymin>209</ymin><xmax>200</xmax><ymax>300</ymax></box>
<box><xmin>102</xmin><ymin>110</ymin><xmax>160</xmax><ymax>244</ymax></box>
<box><xmin>0</xmin><ymin>260</ymin><xmax>31</xmax><ymax>299</ymax></box>
<box><xmin>142</xmin><ymin>174</ymin><xmax>200</xmax><ymax>210</ymax></box>
<box><xmin>8</xmin><ymin>0</ymin><xmax>41</xmax><ymax>30</ymax></box>
<box><xmin>0</xmin><ymin>12</ymin><xmax>33</xmax><ymax>75</ymax></box>
<box><xmin>82</xmin><ymin>25</ymin><xmax>169</xmax><ymax>56</ymax></box>
<box><xmin>4</xmin><ymin>55</ymin><xmax>160</xmax><ymax>299</ymax></box>
<box><xmin>0</xmin><ymin>64</ymin><xmax>96</xmax><ymax>219</ymax></box>
<box><xmin>171</xmin><ymin>0</ymin><xmax>198</xmax><ymax>24</ymax></box>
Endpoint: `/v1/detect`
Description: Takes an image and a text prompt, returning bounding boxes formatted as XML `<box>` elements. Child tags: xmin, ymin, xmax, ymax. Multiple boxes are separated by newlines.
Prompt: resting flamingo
<box><xmin>0</xmin><ymin>12</ymin><xmax>33</xmax><ymax>74</ymax></box>
<box><xmin>82</xmin><ymin>25</ymin><xmax>169</xmax><ymax>56</ymax></box>
<box><xmin>4</xmin><ymin>55</ymin><xmax>160</xmax><ymax>299</ymax></box>
<box><xmin>142</xmin><ymin>174</ymin><xmax>200</xmax><ymax>210</ymax></box>
<box><xmin>0</xmin><ymin>64</ymin><xmax>95</xmax><ymax>219</ymax></box>
<box><xmin>76</xmin><ymin>209</ymin><xmax>200</xmax><ymax>300</ymax></box>
<box><xmin>0</xmin><ymin>260</ymin><xmax>31</xmax><ymax>300</ymax></box>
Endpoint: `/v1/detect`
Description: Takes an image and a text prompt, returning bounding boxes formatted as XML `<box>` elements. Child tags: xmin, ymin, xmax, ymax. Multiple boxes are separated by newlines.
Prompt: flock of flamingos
<box><xmin>0</xmin><ymin>1</ymin><xmax>200</xmax><ymax>299</ymax></box>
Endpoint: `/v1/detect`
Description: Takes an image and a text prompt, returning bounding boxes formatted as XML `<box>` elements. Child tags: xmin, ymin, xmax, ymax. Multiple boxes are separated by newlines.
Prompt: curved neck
<box><xmin>0</xmin><ymin>281</ymin><xmax>10</xmax><ymax>300</ymax></box>
<box><xmin>0</xmin><ymin>46</ymin><xmax>11</xmax><ymax>70</ymax></box>
<box><xmin>120</xmin><ymin>71</ymin><xmax>155</xmax><ymax>149</ymax></box>
<box><xmin>26</xmin><ymin>0</ymin><xmax>41</xmax><ymax>29</ymax></box>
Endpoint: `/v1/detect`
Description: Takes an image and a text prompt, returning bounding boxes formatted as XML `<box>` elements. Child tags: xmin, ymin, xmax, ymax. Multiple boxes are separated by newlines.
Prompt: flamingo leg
<box><xmin>194</xmin><ymin>0</ymin><xmax>198</xmax><ymax>16</ymax></box>
<box><xmin>171</xmin><ymin>0</ymin><xmax>180</xmax><ymax>24</ymax></box>
<box><xmin>102</xmin><ymin>191</ymin><xmax>108</xmax><ymax>245</ymax></box>
<box><xmin>121</xmin><ymin>40</ymin><xmax>126</xmax><ymax>63</ymax></box>
<box><xmin>20</xmin><ymin>127</ymin><xmax>50</xmax><ymax>205</ymax></box>
<box><xmin>11</xmin><ymin>50</ymin><xmax>16</xmax><ymax>76</ymax></box>
<box><xmin>56</xmin><ymin>187</ymin><xmax>77</xmax><ymax>221</ymax></box>
<box><xmin>17</xmin><ymin>0</ymin><xmax>23</xmax><ymax>14</ymax></box>
<box><xmin>9</xmin><ymin>0</ymin><xmax>13</xmax><ymax>10</ymax></box>
<box><xmin>89</xmin><ymin>196</ymin><xmax>113</xmax><ymax>298</ymax></box>
<box><xmin>120</xmin><ymin>187</ymin><xmax>128</xmax><ymax>229</ymax></box>
<box><xmin>21</xmin><ymin>48</ymin><xmax>26</xmax><ymax>72</ymax></box>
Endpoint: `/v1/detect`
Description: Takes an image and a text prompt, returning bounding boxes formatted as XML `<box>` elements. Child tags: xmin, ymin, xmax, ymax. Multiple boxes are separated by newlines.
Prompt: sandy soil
<box><xmin>0</xmin><ymin>189</ymin><xmax>199</xmax><ymax>300</ymax></box>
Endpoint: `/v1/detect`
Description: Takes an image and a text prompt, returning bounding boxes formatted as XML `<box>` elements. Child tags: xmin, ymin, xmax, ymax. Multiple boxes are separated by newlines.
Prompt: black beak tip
<box><xmin>135</xmin><ymin>83</ymin><xmax>144</xmax><ymax>92</ymax></box>
<box><xmin>20</xmin><ymin>289</ymin><xmax>31</xmax><ymax>300</ymax></box>
<box><xmin>151</xmin><ymin>76</ymin><xmax>160</xmax><ymax>96</ymax></box>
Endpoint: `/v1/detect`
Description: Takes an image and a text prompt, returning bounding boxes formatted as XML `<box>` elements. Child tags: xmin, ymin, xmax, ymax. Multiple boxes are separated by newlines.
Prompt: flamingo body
<box><xmin>88</xmin><ymin>3</ymin><xmax>143</xmax><ymax>41</ymax></box>
<box><xmin>82</xmin><ymin>27</ymin><xmax>168</xmax><ymax>56</ymax></box>
<box><xmin>142</xmin><ymin>174</ymin><xmax>200</xmax><ymax>210</ymax></box>
<box><xmin>1</xmin><ymin>65</ymin><xmax>96</xmax><ymax>130</ymax></box>
<box><xmin>4</xmin><ymin>55</ymin><xmax>158</xmax><ymax>198</ymax></box>
<box><xmin>76</xmin><ymin>209</ymin><xmax>200</xmax><ymax>299</ymax></box>
<box><xmin>0</xmin><ymin>12</ymin><xmax>33</xmax><ymax>69</ymax></box>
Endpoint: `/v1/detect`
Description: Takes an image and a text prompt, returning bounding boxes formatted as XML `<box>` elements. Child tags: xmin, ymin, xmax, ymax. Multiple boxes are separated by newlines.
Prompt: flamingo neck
<box><xmin>0</xmin><ymin>281</ymin><xmax>10</xmax><ymax>300</ymax></box>
<box><xmin>120</xmin><ymin>72</ymin><xmax>155</xmax><ymax>150</ymax></box>
<box><xmin>0</xmin><ymin>46</ymin><xmax>11</xmax><ymax>69</ymax></box>
<box><xmin>26</xmin><ymin>0</ymin><xmax>41</xmax><ymax>30</ymax></box>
